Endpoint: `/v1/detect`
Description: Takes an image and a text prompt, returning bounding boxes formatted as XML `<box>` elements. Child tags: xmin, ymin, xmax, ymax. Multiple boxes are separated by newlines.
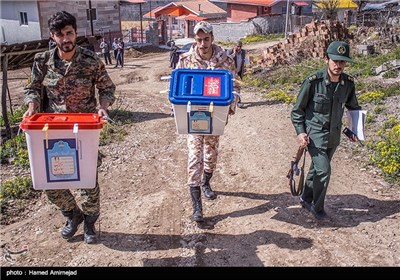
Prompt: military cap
<box><xmin>326</xmin><ymin>41</ymin><xmax>352</xmax><ymax>62</ymax></box>
<box><xmin>194</xmin><ymin>21</ymin><xmax>213</xmax><ymax>34</ymax></box>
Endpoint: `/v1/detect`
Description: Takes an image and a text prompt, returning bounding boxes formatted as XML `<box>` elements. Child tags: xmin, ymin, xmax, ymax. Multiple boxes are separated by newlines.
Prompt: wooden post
<box><xmin>1</xmin><ymin>54</ymin><xmax>11</xmax><ymax>140</ymax></box>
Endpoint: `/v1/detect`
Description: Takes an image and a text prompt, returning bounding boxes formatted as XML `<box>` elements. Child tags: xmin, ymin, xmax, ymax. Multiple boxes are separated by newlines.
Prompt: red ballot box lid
<box><xmin>20</xmin><ymin>113</ymin><xmax>104</xmax><ymax>130</ymax></box>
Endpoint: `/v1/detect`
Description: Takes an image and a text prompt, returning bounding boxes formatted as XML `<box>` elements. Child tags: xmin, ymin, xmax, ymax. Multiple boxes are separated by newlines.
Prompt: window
<box><xmin>19</xmin><ymin>12</ymin><xmax>28</xmax><ymax>25</ymax></box>
<box><xmin>86</xmin><ymin>8</ymin><xmax>97</xmax><ymax>21</ymax></box>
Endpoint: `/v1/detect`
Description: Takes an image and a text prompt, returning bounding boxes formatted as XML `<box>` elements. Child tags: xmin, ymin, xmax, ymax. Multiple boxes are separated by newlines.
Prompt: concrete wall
<box><xmin>120</xmin><ymin>1</ymin><xmax>171</xmax><ymax>21</ymax></box>
<box><xmin>37</xmin><ymin>0</ymin><xmax>121</xmax><ymax>39</ymax></box>
<box><xmin>212</xmin><ymin>16</ymin><xmax>287</xmax><ymax>42</ymax></box>
<box><xmin>0</xmin><ymin>0</ymin><xmax>122</xmax><ymax>44</ymax></box>
<box><xmin>0</xmin><ymin>1</ymin><xmax>41</xmax><ymax>44</ymax></box>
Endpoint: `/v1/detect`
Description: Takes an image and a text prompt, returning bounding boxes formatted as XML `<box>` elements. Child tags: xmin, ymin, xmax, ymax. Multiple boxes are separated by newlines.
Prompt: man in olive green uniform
<box><xmin>176</xmin><ymin>21</ymin><xmax>239</xmax><ymax>222</ymax></box>
<box><xmin>291</xmin><ymin>41</ymin><xmax>361</xmax><ymax>220</ymax></box>
<box><xmin>23</xmin><ymin>11</ymin><xmax>116</xmax><ymax>243</ymax></box>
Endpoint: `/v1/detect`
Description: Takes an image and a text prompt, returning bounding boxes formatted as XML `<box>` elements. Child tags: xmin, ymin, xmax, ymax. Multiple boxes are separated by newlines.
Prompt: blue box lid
<box><xmin>169</xmin><ymin>68</ymin><xmax>234</xmax><ymax>106</ymax></box>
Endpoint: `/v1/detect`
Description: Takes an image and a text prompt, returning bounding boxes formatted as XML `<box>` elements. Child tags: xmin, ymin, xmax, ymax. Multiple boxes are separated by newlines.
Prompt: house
<box><xmin>144</xmin><ymin>0</ymin><xmax>227</xmax><ymax>42</ymax></box>
<box><xmin>219</xmin><ymin>0</ymin><xmax>312</xmax><ymax>22</ymax></box>
<box><xmin>0</xmin><ymin>0</ymin><xmax>121</xmax><ymax>45</ymax></box>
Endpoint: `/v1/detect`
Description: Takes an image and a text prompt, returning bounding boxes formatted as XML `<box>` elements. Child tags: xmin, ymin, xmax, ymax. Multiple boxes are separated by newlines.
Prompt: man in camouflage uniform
<box><xmin>176</xmin><ymin>21</ymin><xmax>239</xmax><ymax>222</ymax></box>
<box><xmin>291</xmin><ymin>41</ymin><xmax>361</xmax><ymax>220</ymax></box>
<box><xmin>23</xmin><ymin>11</ymin><xmax>116</xmax><ymax>244</ymax></box>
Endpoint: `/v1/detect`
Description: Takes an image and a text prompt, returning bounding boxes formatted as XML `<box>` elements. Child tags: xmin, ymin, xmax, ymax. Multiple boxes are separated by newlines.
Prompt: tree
<box><xmin>313</xmin><ymin>0</ymin><xmax>340</xmax><ymax>20</ymax></box>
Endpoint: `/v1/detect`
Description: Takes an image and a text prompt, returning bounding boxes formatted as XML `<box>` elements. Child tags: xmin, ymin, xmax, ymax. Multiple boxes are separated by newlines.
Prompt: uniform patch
<box><xmin>308</xmin><ymin>75</ymin><xmax>317</xmax><ymax>81</ymax></box>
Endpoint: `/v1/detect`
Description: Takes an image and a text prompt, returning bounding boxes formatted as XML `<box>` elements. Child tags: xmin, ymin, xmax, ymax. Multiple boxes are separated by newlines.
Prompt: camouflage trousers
<box><xmin>187</xmin><ymin>134</ymin><xmax>219</xmax><ymax>187</ymax></box>
<box><xmin>45</xmin><ymin>168</ymin><xmax>100</xmax><ymax>215</ymax></box>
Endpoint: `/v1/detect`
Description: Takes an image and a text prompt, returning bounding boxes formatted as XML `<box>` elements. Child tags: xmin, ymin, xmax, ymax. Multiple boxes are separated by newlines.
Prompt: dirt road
<box><xmin>1</xmin><ymin>49</ymin><xmax>399</xmax><ymax>267</ymax></box>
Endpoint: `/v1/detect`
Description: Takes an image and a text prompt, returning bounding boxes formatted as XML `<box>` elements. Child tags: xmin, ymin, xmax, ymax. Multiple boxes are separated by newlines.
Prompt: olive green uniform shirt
<box><xmin>291</xmin><ymin>68</ymin><xmax>361</xmax><ymax>149</ymax></box>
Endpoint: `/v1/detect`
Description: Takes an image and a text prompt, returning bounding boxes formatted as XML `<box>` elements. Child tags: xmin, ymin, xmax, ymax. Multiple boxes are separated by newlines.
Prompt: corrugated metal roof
<box><xmin>121</xmin><ymin>0</ymin><xmax>146</xmax><ymax>4</ymax></box>
<box><xmin>314</xmin><ymin>0</ymin><xmax>357</xmax><ymax>9</ymax></box>
<box><xmin>225</xmin><ymin>0</ymin><xmax>278</xmax><ymax>6</ymax></box>
<box><xmin>294</xmin><ymin>1</ymin><xmax>309</xmax><ymax>6</ymax></box>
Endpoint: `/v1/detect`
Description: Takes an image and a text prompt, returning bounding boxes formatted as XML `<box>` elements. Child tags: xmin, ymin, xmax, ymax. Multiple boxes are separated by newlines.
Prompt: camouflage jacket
<box><xmin>24</xmin><ymin>46</ymin><xmax>116</xmax><ymax>113</ymax></box>
<box><xmin>176</xmin><ymin>44</ymin><xmax>239</xmax><ymax>112</ymax></box>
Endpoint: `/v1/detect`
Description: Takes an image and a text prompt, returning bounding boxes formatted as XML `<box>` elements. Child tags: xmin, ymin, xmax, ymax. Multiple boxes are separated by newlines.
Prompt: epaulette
<box><xmin>347</xmin><ymin>75</ymin><xmax>355</xmax><ymax>82</ymax></box>
<box><xmin>307</xmin><ymin>71</ymin><xmax>324</xmax><ymax>82</ymax></box>
<box><xmin>308</xmin><ymin>75</ymin><xmax>317</xmax><ymax>81</ymax></box>
<box><xmin>80</xmin><ymin>47</ymin><xmax>96</xmax><ymax>59</ymax></box>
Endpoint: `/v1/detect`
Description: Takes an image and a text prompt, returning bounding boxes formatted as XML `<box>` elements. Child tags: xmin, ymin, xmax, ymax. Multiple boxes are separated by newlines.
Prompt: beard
<box><xmin>57</xmin><ymin>40</ymin><xmax>77</xmax><ymax>53</ymax></box>
<box><xmin>328</xmin><ymin>67</ymin><xmax>342</xmax><ymax>78</ymax></box>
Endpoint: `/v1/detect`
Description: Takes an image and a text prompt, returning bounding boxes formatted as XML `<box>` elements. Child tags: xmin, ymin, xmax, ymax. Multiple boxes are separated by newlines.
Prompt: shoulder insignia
<box><xmin>347</xmin><ymin>75</ymin><xmax>354</xmax><ymax>82</ymax></box>
<box><xmin>308</xmin><ymin>75</ymin><xmax>317</xmax><ymax>82</ymax></box>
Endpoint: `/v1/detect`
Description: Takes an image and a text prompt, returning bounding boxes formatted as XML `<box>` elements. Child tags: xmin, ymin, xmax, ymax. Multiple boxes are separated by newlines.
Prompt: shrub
<box><xmin>0</xmin><ymin>177</ymin><xmax>38</xmax><ymax>211</ymax></box>
<box><xmin>358</xmin><ymin>91</ymin><xmax>385</xmax><ymax>104</ymax></box>
<box><xmin>370</xmin><ymin>122</ymin><xmax>400</xmax><ymax>184</ymax></box>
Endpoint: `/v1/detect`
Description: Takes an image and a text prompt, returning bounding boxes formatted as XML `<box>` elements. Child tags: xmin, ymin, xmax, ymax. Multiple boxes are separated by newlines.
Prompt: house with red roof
<box><xmin>143</xmin><ymin>0</ymin><xmax>227</xmax><ymax>41</ymax></box>
<box><xmin>219</xmin><ymin>0</ymin><xmax>312</xmax><ymax>22</ymax></box>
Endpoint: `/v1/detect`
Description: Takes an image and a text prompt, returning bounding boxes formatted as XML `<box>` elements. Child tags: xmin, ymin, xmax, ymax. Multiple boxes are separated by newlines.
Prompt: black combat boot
<box><xmin>201</xmin><ymin>172</ymin><xmax>217</xmax><ymax>200</ymax></box>
<box><xmin>61</xmin><ymin>207</ymin><xmax>84</xmax><ymax>239</ymax></box>
<box><xmin>83</xmin><ymin>214</ymin><xmax>99</xmax><ymax>244</ymax></box>
<box><xmin>190</xmin><ymin>187</ymin><xmax>203</xmax><ymax>222</ymax></box>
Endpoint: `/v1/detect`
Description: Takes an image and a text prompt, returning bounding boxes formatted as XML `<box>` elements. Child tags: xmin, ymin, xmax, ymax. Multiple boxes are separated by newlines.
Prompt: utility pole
<box><xmin>140</xmin><ymin>3</ymin><xmax>143</xmax><ymax>43</ymax></box>
<box><xmin>285</xmin><ymin>0</ymin><xmax>290</xmax><ymax>39</ymax></box>
<box><xmin>88</xmin><ymin>0</ymin><xmax>94</xmax><ymax>36</ymax></box>
<box><xmin>149</xmin><ymin>0</ymin><xmax>152</xmax><ymax>26</ymax></box>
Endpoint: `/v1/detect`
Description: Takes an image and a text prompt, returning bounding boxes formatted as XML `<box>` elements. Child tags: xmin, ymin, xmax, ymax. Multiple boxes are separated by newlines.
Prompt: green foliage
<box><xmin>382</xmin><ymin>115</ymin><xmax>400</xmax><ymax>130</ymax></box>
<box><xmin>0</xmin><ymin>177</ymin><xmax>38</xmax><ymax>211</ymax></box>
<box><xmin>98</xmin><ymin>109</ymin><xmax>131</xmax><ymax>146</ymax></box>
<box><xmin>0</xmin><ymin>133</ymin><xmax>27</xmax><ymax>164</ymax></box>
<box><xmin>266</xmin><ymin>89</ymin><xmax>295</xmax><ymax>104</ymax></box>
<box><xmin>382</xmin><ymin>68</ymin><xmax>399</xmax><ymax>79</ymax></box>
<box><xmin>373</xmin><ymin>105</ymin><xmax>387</xmax><ymax>115</ymax></box>
<box><xmin>357</xmin><ymin>81</ymin><xmax>400</xmax><ymax>99</ymax></box>
<box><xmin>358</xmin><ymin>90</ymin><xmax>385</xmax><ymax>104</ymax></box>
<box><xmin>217</xmin><ymin>34</ymin><xmax>284</xmax><ymax>47</ymax></box>
<box><xmin>99</xmin><ymin>122</ymin><xmax>129</xmax><ymax>146</ymax></box>
<box><xmin>370</xmin><ymin>123</ymin><xmax>400</xmax><ymax>184</ymax></box>
<box><xmin>348</xmin><ymin>46</ymin><xmax>400</xmax><ymax>78</ymax></box>
<box><xmin>14</xmin><ymin>149</ymin><xmax>30</xmax><ymax>168</ymax></box>
<box><xmin>246</xmin><ymin>58</ymin><xmax>324</xmax><ymax>93</ymax></box>
<box><xmin>0</xmin><ymin>105</ymin><xmax>27</xmax><ymax>127</ymax></box>
<box><xmin>365</xmin><ymin>111</ymin><xmax>375</xmax><ymax>126</ymax></box>
<box><xmin>241</xmin><ymin>34</ymin><xmax>284</xmax><ymax>44</ymax></box>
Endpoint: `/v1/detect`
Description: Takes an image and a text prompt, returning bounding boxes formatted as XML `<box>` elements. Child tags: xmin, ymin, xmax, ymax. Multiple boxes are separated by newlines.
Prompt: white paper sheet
<box><xmin>346</xmin><ymin>110</ymin><xmax>367</xmax><ymax>140</ymax></box>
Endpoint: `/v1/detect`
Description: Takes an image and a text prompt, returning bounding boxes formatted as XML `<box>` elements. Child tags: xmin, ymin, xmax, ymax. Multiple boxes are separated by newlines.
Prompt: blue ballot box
<box><xmin>169</xmin><ymin>68</ymin><xmax>234</xmax><ymax>135</ymax></box>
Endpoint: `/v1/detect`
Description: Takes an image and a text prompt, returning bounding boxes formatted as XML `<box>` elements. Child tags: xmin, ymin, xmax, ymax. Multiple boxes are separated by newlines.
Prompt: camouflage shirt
<box><xmin>24</xmin><ymin>46</ymin><xmax>116</xmax><ymax>113</ymax></box>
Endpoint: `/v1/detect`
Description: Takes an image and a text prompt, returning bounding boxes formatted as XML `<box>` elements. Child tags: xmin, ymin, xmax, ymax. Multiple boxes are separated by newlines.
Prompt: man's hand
<box><xmin>23</xmin><ymin>102</ymin><xmax>37</xmax><ymax>118</ymax></box>
<box><xmin>297</xmin><ymin>133</ymin><xmax>309</xmax><ymax>149</ymax></box>
<box><xmin>98</xmin><ymin>100</ymin><xmax>111</xmax><ymax>118</ymax></box>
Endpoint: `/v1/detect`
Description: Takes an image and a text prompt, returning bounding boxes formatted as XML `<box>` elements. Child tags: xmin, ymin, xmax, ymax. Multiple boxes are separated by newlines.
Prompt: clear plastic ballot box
<box><xmin>168</xmin><ymin>68</ymin><xmax>234</xmax><ymax>135</ymax></box>
<box><xmin>20</xmin><ymin>113</ymin><xmax>104</xmax><ymax>190</ymax></box>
